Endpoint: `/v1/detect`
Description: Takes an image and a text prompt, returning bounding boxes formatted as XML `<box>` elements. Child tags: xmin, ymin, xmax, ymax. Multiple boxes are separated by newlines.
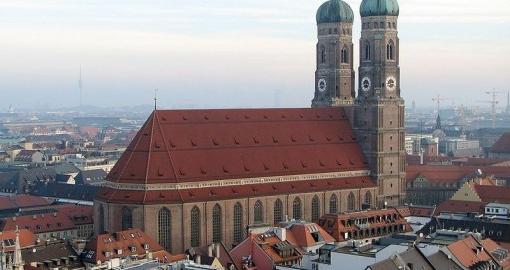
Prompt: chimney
<box><xmin>274</xmin><ymin>227</ymin><xmax>286</xmax><ymax>242</ymax></box>
<box><xmin>208</xmin><ymin>245</ymin><xmax>213</xmax><ymax>257</ymax></box>
<box><xmin>215</xmin><ymin>244</ymin><xmax>221</xmax><ymax>259</ymax></box>
<box><xmin>195</xmin><ymin>255</ymin><xmax>201</xmax><ymax>265</ymax></box>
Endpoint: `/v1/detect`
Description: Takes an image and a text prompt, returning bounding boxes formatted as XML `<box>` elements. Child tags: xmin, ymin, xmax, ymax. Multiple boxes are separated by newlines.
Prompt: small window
<box><xmin>341</xmin><ymin>47</ymin><xmax>349</xmax><ymax>64</ymax></box>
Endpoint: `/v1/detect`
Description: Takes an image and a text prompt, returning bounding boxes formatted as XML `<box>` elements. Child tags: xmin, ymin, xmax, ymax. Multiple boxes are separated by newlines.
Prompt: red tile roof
<box><xmin>82</xmin><ymin>229</ymin><xmax>182</xmax><ymax>264</ymax></box>
<box><xmin>473</xmin><ymin>184</ymin><xmax>510</xmax><ymax>204</ymax></box>
<box><xmin>447</xmin><ymin>235</ymin><xmax>507</xmax><ymax>269</ymax></box>
<box><xmin>1</xmin><ymin>212</ymin><xmax>76</xmax><ymax>234</ymax></box>
<box><xmin>0</xmin><ymin>195</ymin><xmax>52</xmax><ymax>211</ymax></box>
<box><xmin>492</xmin><ymin>133</ymin><xmax>510</xmax><ymax>153</ymax></box>
<box><xmin>406</xmin><ymin>165</ymin><xmax>510</xmax><ymax>184</ymax></box>
<box><xmin>434</xmin><ymin>200</ymin><xmax>486</xmax><ymax>216</ymax></box>
<box><xmin>0</xmin><ymin>229</ymin><xmax>38</xmax><ymax>252</ymax></box>
<box><xmin>106</xmin><ymin>108</ymin><xmax>367</xmax><ymax>185</ymax></box>
<box><xmin>280</xmin><ymin>221</ymin><xmax>335</xmax><ymax>248</ymax></box>
<box><xmin>98</xmin><ymin>176</ymin><xmax>375</xmax><ymax>204</ymax></box>
<box><xmin>318</xmin><ymin>208</ymin><xmax>412</xmax><ymax>242</ymax></box>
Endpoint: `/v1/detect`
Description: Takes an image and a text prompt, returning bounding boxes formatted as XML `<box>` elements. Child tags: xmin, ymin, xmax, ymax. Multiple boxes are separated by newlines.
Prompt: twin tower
<box><xmin>312</xmin><ymin>0</ymin><xmax>405</xmax><ymax>206</ymax></box>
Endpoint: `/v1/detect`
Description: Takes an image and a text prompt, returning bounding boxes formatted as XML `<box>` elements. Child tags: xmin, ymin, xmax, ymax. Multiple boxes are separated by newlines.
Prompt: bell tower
<box><xmin>312</xmin><ymin>0</ymin><xmax>355</xmax><ymax>107</ymax></box>
<box><xmin>355</xmin><ymin>0</ymin><xmax>405</xmax><ymax>207</ymax></box>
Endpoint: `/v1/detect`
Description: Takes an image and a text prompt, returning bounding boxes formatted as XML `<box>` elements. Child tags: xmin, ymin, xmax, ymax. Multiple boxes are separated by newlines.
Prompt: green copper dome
<box><xmin>360</xmin><ymin>0</ymin><xmax>399</xmax><ymax>17</ymax></box>
<box><xmin>316</xmin><ymin>0</ymin><xmax>354</xmax><ymax>24</ymax></box>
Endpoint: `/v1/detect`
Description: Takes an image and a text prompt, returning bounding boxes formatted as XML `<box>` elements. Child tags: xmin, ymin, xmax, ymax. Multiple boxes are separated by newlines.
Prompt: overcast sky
<box><xmin>0</xmin><ymin>0</ymin><xmax>509</xmax><ymax>110</ymax></box>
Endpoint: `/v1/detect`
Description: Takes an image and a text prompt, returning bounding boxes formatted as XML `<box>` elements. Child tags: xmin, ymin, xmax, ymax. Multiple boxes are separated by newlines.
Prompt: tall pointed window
<box><xmin>293</xmin><ymin>197</ymin><xmax>302</xmax><ymax>220</ymax></box>
<box><xmin>233</xmin><ymin>203</ymin><xmax>244</xmax><ymax>244</ymax></box>
<box><xmin>365</xmin><ymin>191</ymin><xmax>372</xmax><ymax>208</ymax></box>
<box><xmin>121</xmin><ymin>207</ymin><xmax>132</xmax><ymax>230</ymax></box>
<box><xmin>212</xmin><ymin>204</ymin><xmax>222</xmax><ymax>243</ymax></box>
<box><xmin>320</xmin><ymin>45</ymin><xmax>326</xmax><ymax>64</ymax></box>
<box><xmin>254</xmin><ymin>200</ymin><xmax>263</xmax><ymax>224</ymax></box>
<box><xmin>341</xmin><ymin>47</ymin><xmax>349</xmax><ymax>63</ymax></box>
<box><xmin>347</xmin><ymin>192</ymin><xmax>356</xmax><ymax>211</ymax></box>
<box><xmin>190</xmin><ymin>206</ymin><xmax>201</xmax><ymax>247</ymax></box>
<box><xmin>312</xmin><ymin>195</ymin><xmax>320</xmax><ymax>222</ymax></box>
<box><xmin>364</xmin><ymin>42</ymin><xmax>371</xmax><ymax>60</ymax></box>
<box><xmin>158</xmin><ymin>208</ymin><xmax>171</xmax><ymax>251</ymax></box>
<box><xmin>274</xmin><ymin>199</ymin><xmax>283</xmax><ymax>224</ymax></box>
<box><xmin>98</xmin><ymin>205</ymin><xmax>105</xmax><ymax>233</ymax></box>
<box><xmin>387</xmin><ymin>40</ymin><xmax>395</xmax><ymax>60</ymax></box>
<box><xmin>329</xmin><ymin>194</ymin><xmax>338</xmax><ymax>214</ymax></box>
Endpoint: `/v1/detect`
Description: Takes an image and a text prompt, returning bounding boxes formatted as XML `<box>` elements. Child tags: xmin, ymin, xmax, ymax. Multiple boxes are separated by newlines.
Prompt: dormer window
<box><xmin>130</xmin><ymin>246</ymin><xmax>137</xmax><ymax>252</ymax></box>
<box><xmin>144</xmin><ymin>244</ymin><xmax>150</xmax><ymax>250</ymax></box>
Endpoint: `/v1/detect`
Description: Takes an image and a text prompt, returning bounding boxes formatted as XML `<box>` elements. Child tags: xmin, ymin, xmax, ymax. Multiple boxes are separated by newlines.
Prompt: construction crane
<box><xmin>432</xmin><ymin>94</ymin><xmax>451</xmax><ymax>114</ymax></box>
<box><xmin>485</xmin><ymin>89</ymin><xmax>500</xmax><ymax>128</ymax></box>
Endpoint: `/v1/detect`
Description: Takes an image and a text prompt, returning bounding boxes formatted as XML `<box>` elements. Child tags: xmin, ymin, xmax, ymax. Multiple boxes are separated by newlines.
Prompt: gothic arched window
<box><xmin>312</xmin><ymin>195</ymin><xmax>320</xmax><ymax>222</ymax></box>
<box><xmin>233</xmin><ymin>203</ymin><xmax>244</xmax><ymax>244</ymax></box>
<box><xmin>190</xmin><ymin>206</ymin><xmax>201</xmax><ymax>247</ymax></box>
<box><xmin>365</xmin><ymin>191</ymin><xmax>373</xmax><ymax>208</ymax></box>
<box><xmin>121</xmin><ymin>207</ymin><xmax>132</xmax><ymax>230</ymax></box>
<box><xmin>212</xmin><ymin>204</ymin><xmax>222</xmax><ymax>243</ymax></box>
<box><xmin>364</xmin><ymin>42</ymin><xmax>371</xmax><ymax>61</ymax></box>
<box><xmin>98</xmin><ymin>205</ymin><xmax>105</xmax><ymax>233</ymax></box>
<box><xmin>254</xmin><ymin>200</ymin><xmax>263</xmax><ymax>224</ymax></box>
<box><xmin>274</xmin><ymin>199</ymin><xmax>283</xmax><ymax>224</ymax></box>
<box><xmin>158</xmin><ymin>207</ymin><xmax>171</xmax><ymax>251</ymax></box>
<box><xmin>293</xmin><ymin>197</ymin><xmax>302</xmax><ymax>220</ymax></box>
<box><xmin>329</xmin><ymin>194</ymin><xmax>338</xmax><ymax>214</ymax></box>
<box><xmin>347</xmin><ymin>192</ymin><xmax>356</xmax><ymax>211</ymax></box>
<box><xmin>387</xmin><ymin>40</ymin><xmax>395</xmax><ymax>60</ymax></box>
<box><xmin>320</xmin><ymin>45</ymin><xmax>326</xmax><ymax>64</ymax></box>
<box><xmin>341</xmin><ymin>47</ymin><xmax>349</xmax><ymax>64</ymax></box>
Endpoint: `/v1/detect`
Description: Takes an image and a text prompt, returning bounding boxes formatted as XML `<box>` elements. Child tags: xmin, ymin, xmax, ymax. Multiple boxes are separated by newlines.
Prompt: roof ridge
<box><xmin>142</xmin><ymin>111</ymin><xmax>158</xmax><ymax>203</ymax></box>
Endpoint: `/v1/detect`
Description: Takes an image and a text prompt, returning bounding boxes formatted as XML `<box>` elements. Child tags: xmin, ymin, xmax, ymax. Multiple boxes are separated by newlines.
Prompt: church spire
<box><xmin>435</xmin><ymin>114</ymin><xmax>442</xmax><ymax>130</ymax></box>
<box><xmin>12</xmin><ymin>227</ymin><xmax>23</xmax><ymax>270</ymax></box>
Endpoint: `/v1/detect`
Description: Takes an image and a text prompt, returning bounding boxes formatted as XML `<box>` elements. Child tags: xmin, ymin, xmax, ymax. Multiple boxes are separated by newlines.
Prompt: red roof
<box><xmin>434</xmin><ymin>200</ymin><xmax>486</xmax><ymax>216</ymax></box>
<box><xmin>406</xmin><ymin>165</ymin><xmax>510</xmax><ymax>184</ymax></box>
<box><xmin>98</xmin><ymin>176</ymin><xmax>375</xmax><ymax>204</ymax></box>
<box><xmin>0</xmin><ymin>195</ymin><xmax>52</xmax><ymax>211</ymax></box>
<box><xmin>318</xmin><ymin>208</ymin><xmax>412</xmax><ymax>242</ymax></box>
<box><xmin>473</xmin><ymin>184</ymin><xmax>510</xmax><ymax>204</ymax></box>
<box><xmin>492</xmin><ymin>133</ymin><xmax>510</xmax><ymax>153</ymax></box>
<box><xmin>447</xmin><ymin>235</ymin><xmax>506</xmax><ymax>269</ymax></box>
<box><xmin>107</xmin><ymin>108</ymin><xmax>368</xmax><ymax>185</ymax></box>
<box><xmin>0</xmin><ymin>229</ymin><xmax>38</xmax><ymax>252</ymax></box>
<box><xmin>82</xmin><ymin>229</ymin><xmax>183</xmax><ymax>264</ymax></box>
<box><xmin>1</xmin><ymin>212</ymin><xmax>76</xmax><ymax>234</ymax></box>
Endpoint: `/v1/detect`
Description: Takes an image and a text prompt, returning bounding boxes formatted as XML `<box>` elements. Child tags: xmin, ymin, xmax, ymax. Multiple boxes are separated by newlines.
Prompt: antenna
<box><xmin>154</xmin><ymin>89</ymin><xmax>158</xmax><ymax>111</ymax></box>
<box><xmin>79</xmin><ymin>65</ymin><xmax>83</xmax><ymax>108</ymax></box>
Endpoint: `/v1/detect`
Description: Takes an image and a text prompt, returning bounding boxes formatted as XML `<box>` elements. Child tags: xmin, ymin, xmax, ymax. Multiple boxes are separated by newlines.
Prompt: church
<box><xmin>94</xmin><ymin>0</ymin><xmax>405</xmax><ymax>253</ymax></box>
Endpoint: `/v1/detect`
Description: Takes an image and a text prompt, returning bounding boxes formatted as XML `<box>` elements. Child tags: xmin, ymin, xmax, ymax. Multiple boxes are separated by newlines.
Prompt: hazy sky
<box><xmin>1</xmin><ymin>0</ymin><xmax>509</xmax><ymax>110</ymax></box>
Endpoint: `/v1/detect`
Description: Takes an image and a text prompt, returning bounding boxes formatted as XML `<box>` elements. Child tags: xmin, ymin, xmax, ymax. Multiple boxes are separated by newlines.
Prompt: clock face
<box><xmin>361</xmin><ymin>77</ymin><xmax>371</xmax><ymax>92</ymax></box>
<box><xmin>318</xmin><ymin>78</ymin><xmax>327</xmax><ymax>92</ymax></box>
<box><xmin>386</xmin><ymin>76</ymin><xmax>397</xmax><ymax>91</ymax></box>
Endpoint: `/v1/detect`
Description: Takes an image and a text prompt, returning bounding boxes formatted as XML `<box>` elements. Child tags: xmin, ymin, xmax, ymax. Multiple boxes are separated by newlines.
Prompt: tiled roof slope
<box><xmin>492</xmin><ymin>133</ymin><xmax>510</xmax><ymax>153</ymax></box>
<box><xmin>0</xmin><ymin>194</ymin><xmax>52</xmax><ymax>211</ymax></box>
<box><xmin>81</xmin><ymin>229</ymin><xmax>181</xmax><ymax>264</ymax></box>
<box><xmin>106</xmin><ymin>108</ymin><xmax>368</xmax><ymax>185</ymax></box>
<box><xmin>406</xmin><ymin>165</ymin><xmax>510</xmax><ymax>184</ymax></box>
<box><xmin>473</xmin><ymin>184</ymin><xmax>510</xmax><ymax>204</ymax></box>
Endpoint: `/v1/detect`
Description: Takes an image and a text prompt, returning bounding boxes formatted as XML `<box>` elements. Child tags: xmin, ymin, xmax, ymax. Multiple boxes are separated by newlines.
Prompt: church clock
<box><xmin>361</xmin><ymin>77</ymin><xmax>371</xmax><ymax>93</ymax></box>
<box><xmin>318</xmin><ymin>78</ymin><xmax>327</xmax><ymax>92</ymax></box>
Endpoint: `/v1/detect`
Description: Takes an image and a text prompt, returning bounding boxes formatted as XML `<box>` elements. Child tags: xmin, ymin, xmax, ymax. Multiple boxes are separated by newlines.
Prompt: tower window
<box><xmin>364</xmin><ymin>42</ymin><xmax>371</xmax><ymax>61</ymax></box>
<box><xmin>374</xmin><ymin>22</ymin><xmax>378</xmax><ymax>28</ymax></box>
<box><xmin>393</xmin><ymin>22</ymin><xmax>397</xmax><ymax>28</ymax></box>
<box><xmin>121</xmin><ymin>207</ymin><xmax>132</xmax><ymax>230</ymax></box>
<box><xmin>388</xmin><ymin>22</ymin><xmax>391</xmax><ymax>28</ymax></box>
<box><xmin>320</xmin><ymin>45</ymin><xmax>326</xmax><ymax>64</ymax></box>
<box><xmin>387</xmin><ymin>40</ymin><xmax>395</xmax><ymax>60</ymax></box>
<box><xmin>334</xmin><ymin>28</ymin><xmax>338</xmax><ymax>34</ymax></box>
<box><xmin>380</xmin><ymin>22</ymin><xmax>385</xmax><ymax>28</ymax></box>
<box><xmin>341</xmin><ymin>47</ymin><xmax>349</xmax><ymax>64</ymax></box>
<box><xmin>329</xmin><ymin>28</ymin><xmax>332</xmax><ymax>35</ymax></box>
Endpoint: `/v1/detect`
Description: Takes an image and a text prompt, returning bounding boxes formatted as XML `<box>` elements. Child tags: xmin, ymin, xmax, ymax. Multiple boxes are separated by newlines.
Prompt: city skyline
<box><xmin>1</xmin><ymin>0</ymin><xmax>509</xmax><ymax>110</ymax></box>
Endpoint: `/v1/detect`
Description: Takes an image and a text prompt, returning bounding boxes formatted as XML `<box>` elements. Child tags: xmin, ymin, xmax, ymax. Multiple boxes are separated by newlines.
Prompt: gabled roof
<box><xmin>491</xmin><ymin>133</ymin><xmax>510</xmax><ymax>153</ymax></box>
<box><xmin>75</xmin><ymin>169</ymin><xmax>107</xmax><ymax>185</ymax></box>
<box><xmin>434</xmin><ymin>200</ymin><xmax>486</xmax><ymax>216</ymax></box>
<box><xmin>447</xmin><ymin>235</ymin><xmax>503</xmax><ymax>269</ymax></box>
<box><xmin>31</xmin><ymin>182</ymin><xmax>100</xmax><ymax>202</ymax></box>
<box><xmin>107</xmin><ymin>108</ymin><xmax>368</xmax><ymax>185</ymax></box>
